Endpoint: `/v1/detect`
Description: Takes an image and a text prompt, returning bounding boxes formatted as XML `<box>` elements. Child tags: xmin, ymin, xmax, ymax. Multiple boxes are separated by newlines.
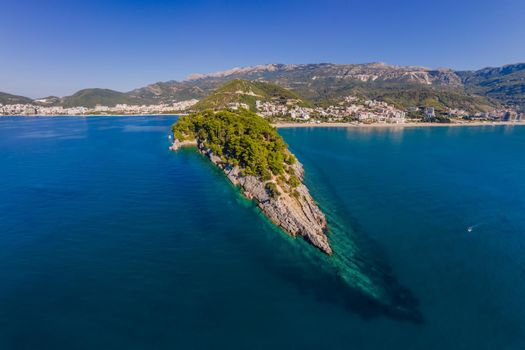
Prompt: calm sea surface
<box><xmin>1</xmin><ymin>116</ymin><xmax>524</xmax><ymax>349</ymax></box>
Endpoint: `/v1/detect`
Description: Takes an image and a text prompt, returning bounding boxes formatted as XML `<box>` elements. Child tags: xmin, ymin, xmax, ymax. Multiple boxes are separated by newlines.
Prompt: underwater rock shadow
<box><xmin>265</xmin><ymin>255</ymin><xmax>424</xmax><ymax>324</ymax></box>
<box><xmin>326</xmin><ymin>207</ymin><xmax>424</xmax><ymax>323</ymax></box>
<box><xmin>275</xmin><ymin>150</ymin><xmax>424</xmax><ymax>323</ymax></box>
<box><xmin>179</xmin><ymin>141</ymin><xmax>424</xmax><ymax>324</ymax></box>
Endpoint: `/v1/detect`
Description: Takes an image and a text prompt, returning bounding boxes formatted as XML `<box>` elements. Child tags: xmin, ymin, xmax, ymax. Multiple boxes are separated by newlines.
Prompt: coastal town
<box><xmin>255</xmin><ymin>96</ymin><xmax>408</xmax><ymax>124</ymax></box>
<box><xmin>1</xmin><ymin>96</ymin><xmax>522</xmax><ymax>125</ymax></box>
<box><xmin>231</xmin><ymin>96</ymin><xmax>522</xmax><ymax>124</ymax></box>
<box><xmin>0</xmin><ymin>99</ymin><xmax>199</xmax><ymax>117</ymax></box>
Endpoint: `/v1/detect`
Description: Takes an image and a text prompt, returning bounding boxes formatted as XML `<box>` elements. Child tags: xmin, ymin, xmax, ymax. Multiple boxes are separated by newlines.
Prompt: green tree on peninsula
<box><xmin>172</xmin><ymin>109</ymin><xmax>296</xmax><ymax>180</ymax></box>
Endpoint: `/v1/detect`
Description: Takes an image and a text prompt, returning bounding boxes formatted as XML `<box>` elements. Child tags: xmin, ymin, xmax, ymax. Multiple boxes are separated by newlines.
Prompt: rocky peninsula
<box><xmin>170</xmin><ymin>109</ymin><xmax>423</xmax><ymax>321</ymax></box>
<box><xmin>170</xmin><ymin>109</ymin><xmax>332</xmax><ymax>254</ymax></box>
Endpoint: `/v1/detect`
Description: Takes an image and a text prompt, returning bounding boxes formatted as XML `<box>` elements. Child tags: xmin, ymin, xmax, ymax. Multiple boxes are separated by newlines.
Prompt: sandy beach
<box><xmin>273</xmin><ymin>121</ymin><xmax>525</xmax><ymax>129</ymax></box>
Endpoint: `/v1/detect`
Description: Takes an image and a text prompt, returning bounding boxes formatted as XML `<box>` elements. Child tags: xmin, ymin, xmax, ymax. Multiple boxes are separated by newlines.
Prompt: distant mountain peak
<box><xmin>186</xmin><ymin>64</ymin><xmax>283</xmax><ymax>81</ymax></box>
<box><xmin>184</xmin><ymin>62</ymin><xmax>463</xmax><ymax>87</ymax></box>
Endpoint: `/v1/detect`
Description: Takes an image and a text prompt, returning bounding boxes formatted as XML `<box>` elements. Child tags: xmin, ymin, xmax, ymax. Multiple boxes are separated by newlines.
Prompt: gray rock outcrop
<box><xmin>172</xmin><ymin>139</ymin><xmax>332</xmax><ymax>254</ymax></box>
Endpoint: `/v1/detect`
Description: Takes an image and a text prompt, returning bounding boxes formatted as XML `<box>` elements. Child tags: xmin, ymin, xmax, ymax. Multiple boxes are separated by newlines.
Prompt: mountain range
<box><xmin>2</xmin><ymin>62</ymin><xmax>524</xmax><ymax>110</ymax></box>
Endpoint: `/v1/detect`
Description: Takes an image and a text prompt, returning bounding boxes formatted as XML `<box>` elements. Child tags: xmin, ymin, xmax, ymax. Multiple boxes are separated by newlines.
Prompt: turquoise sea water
<box><xmin>1</xmin><ymin>116</ymin><xmax>524</xmax><ymax>349</ymax></box>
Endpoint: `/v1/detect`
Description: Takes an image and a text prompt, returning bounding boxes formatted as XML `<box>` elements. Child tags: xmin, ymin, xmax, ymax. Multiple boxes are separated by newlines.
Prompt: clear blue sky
<box><xmin>2</xmin><ymin>0</ymin><xmax>524</xmax><ymax>98</ymax></box>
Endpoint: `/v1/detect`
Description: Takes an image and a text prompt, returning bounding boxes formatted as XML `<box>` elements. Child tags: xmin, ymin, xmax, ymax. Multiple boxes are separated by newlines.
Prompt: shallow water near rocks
<box><xmin>1</xmin><ymin>116</ymin><xmax>524</xmax><ymax>349</ymax></box>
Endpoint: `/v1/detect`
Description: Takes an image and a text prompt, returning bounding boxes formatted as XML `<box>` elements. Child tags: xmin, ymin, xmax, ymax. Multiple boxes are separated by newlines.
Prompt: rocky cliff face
<box><xmin>171</xmin><ymin>139</ymin><xmax>332</xmax><ymax>255</ymax></box>
<box><xmin>186</xmin><ymin>63</ymin><xmax>463</xmax><ymax>87</ymax></box>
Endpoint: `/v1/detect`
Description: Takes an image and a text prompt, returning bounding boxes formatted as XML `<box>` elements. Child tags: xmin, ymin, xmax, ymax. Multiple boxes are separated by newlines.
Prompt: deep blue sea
<box><xmin>1</xmin><ymin>116</ymin><xmax>524</xmax><ymax>349</ymax></box>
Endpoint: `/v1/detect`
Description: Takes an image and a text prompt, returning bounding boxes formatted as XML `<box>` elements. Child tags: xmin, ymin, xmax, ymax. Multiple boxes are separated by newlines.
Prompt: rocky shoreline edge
<box><xmin>170</xmin><ymin>138</ymin><xmax>332</xmax><ymax>255</ymax></box>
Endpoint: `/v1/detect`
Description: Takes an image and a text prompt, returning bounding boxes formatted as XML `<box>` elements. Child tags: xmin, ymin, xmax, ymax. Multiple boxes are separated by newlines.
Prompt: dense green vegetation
<box><xmin>192</xmin><ymin>79</ymin><xmax>312</xmax><ymax>112</ymax></box>
<box><xmin>172</xmin><ymin>109</ymin><xmax>296</xmax><ymax>180</ymax></box>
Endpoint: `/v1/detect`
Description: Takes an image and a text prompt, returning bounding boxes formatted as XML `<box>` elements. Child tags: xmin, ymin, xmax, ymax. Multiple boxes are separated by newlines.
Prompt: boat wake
<box><xmin>467</xmin><ymin>223</ymin><xmax>483</xmax><ymax>233</ymax></box>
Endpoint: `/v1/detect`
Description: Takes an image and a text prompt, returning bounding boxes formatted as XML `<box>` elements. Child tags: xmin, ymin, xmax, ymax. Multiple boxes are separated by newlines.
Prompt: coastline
<box><xmin>0</xmin><ymin>113</ymin><xmax>185</xmax><ymax>118</ymax></box>
<box><xmin>273</xmin><ymin>121</ymin><xmax>525</xmax><ymax>129</ymax></box>
<box><xmin>3</xmin><ymin>115</ymin><xmax>524</xmax><ymax>129</ymax></box>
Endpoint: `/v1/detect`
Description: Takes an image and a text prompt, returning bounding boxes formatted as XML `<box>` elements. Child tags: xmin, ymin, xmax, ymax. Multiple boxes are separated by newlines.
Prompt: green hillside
<box><xmin>0</xmin><ymin>92</ymin><xmax>33</xmax><ymax>105</ymax></box>
<box><xmin>193</xmin><ymin>79</ymin><xmax>311</xmax><ymax>112</ymax></box>
<box><xmin>61</xmin><ymin>88</ymin><xmax>145</xmax><ymax>108</ymax></box>
<box><xmin>458</xmin><ymin>63</ymin><xmax>525</xmax><ymax>109</ymax></box>
<box><xmin>128</xmin><ymin>80</ymin><xmax>212</xmax><ymax>103</ymax></box>
<box><xmin>316</xmin><ymin>82</ymin><xmax>495</xmax><ymax>112</ymax></box>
